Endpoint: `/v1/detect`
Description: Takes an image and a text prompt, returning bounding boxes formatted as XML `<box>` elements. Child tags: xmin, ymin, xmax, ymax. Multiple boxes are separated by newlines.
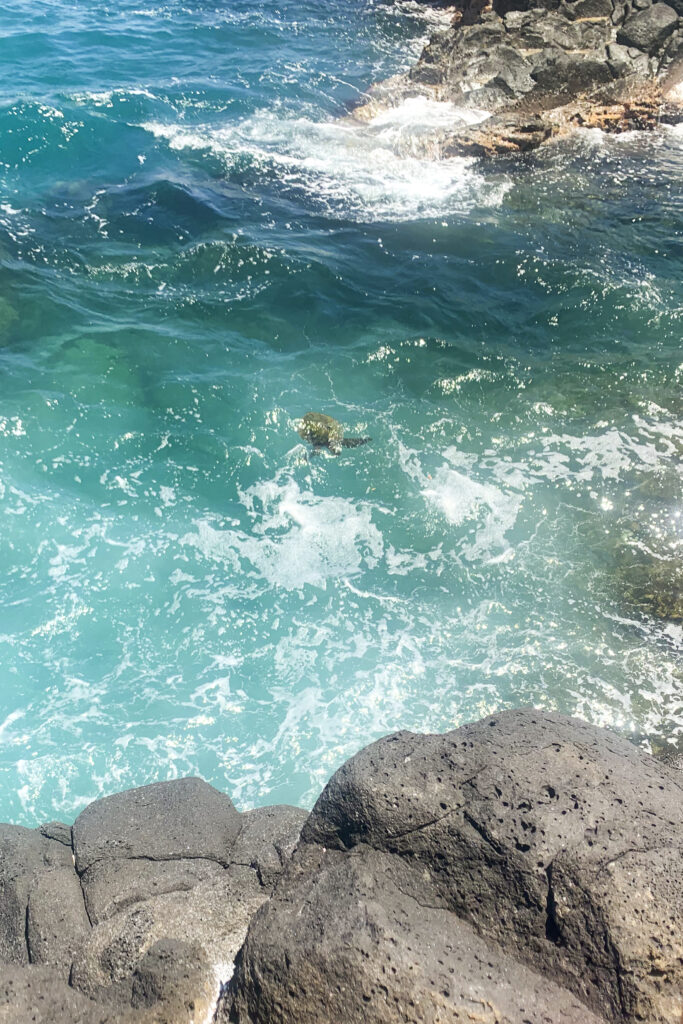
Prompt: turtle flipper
<box><xmin>341</xmin><ymin>436</ymin><xmax>371</xmax><ymax>448</ymax></box>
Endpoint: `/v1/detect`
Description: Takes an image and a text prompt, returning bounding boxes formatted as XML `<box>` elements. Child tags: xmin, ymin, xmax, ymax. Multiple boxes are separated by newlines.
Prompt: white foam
<box><xmin>422</xmin><ymin>464</ymin><xmax>521</xmax><ymax>562</ymax></box>
<box><xmin>183</xmin><ymin>477</ymin><xmax>383</xmax><ymax>591</ymax></box>
<box><xmin>398</xmin><ymin>443</ymin><xmax>522</xmax><ymax>562</ymax></box>
<box><xmin>0</xmin><ymin>709</ymin><xmax>24</xmax><ymax>743</ymax></box>
<box><xmin>69</xmin><ymin>86</ymin><xmax>158</xmax><ymax>106</ymax></box>
<box><xmin>199</xmin><ymin>960</ymin><xmax>234</xmax><ymax>1024</ymax></box>
<box><xmin>141</xmin><ymin>98</ymin><xmax>505</xmax><ymax>222</ymax></box>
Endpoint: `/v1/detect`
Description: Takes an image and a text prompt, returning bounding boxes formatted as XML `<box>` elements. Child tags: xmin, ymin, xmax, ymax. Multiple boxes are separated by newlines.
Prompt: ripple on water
<box><xmin>0</xmin><ymin>0</ymin><xmax>681</xmax><ymax>825</ymax></box>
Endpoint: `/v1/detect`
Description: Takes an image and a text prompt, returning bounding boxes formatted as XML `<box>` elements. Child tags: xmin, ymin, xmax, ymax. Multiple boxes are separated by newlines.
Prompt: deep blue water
<box><xmin>0</xmin><ymin>0</ymin><xmax>681</xmax><ymax>825</ymax></box>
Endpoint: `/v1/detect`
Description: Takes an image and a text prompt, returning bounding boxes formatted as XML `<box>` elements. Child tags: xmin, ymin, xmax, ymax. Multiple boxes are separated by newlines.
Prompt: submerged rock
<box><xmin>0</xmin><ymin>296</ymin><xmax>18</xmax><ymax>339</ymax></box>
<box><xmin>615</xmin><ymin>547</ymin><xmax>683</xmax><ymax>621</ymax></box>
<box><xmin>609</xmin><ymin>511</ymin><xmax>683</xmax><ymax>623</ymax></box>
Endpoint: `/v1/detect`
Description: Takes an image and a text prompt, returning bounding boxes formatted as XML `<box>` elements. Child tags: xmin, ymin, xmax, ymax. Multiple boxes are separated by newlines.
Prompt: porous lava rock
<box><xmin>71</xmin><ymin>776</ymin><xmax>242</xmax><ymax>873</ymax></box>
<box><xmin>0</xmin><ymin>779</ymin><xmax>307</xmax><ymax>1023</ymax></box>
<box><xmin>220</xmin><ymin>710</ymin><xmax>683</xmax><ymax>1024</ymax></box>
<box><xmin>0</xmin><ymin>965</ymin><xmax>133</xmax><ymax>1024</ymax></box>
<box><xmin>69</xmin><ymin>865</ymin><xmax>267</xmax><ymax>1006</ymax></box>
<box><xmin>0</xmin><ymin>825</ymin><xmax>80</xmax><ymax>967</ymax></box>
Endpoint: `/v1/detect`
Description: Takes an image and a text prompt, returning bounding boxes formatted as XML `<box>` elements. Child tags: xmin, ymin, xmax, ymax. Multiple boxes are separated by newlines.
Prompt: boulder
<box><xmin>1</xmin><ymin>787</ymin><xmax>308</xmax><ymax>1020</ymax></box>
<box><xmin>26</xmin><ymin>866</ymin><xmax>91</xmax><ymax>978</ymax></box>
<box><xmin>560</xmin><ymin>0</ymin><xmax>613</xmax><ymax>20</ymax></box>
<box><xmin>617</xmin><ymin>3</ymin><xmax>679</xmax><ymax>52</ymax></box>
<box><xmin>0</xmin><ymin>825</ymin><xmax>74</xmax><ymax>965</ymax></box>
<box><xmin>38</xmin><ymin>822</ymin><xmax>73</xmax><ymax>847</ymax></box>
<box><xmin>71</xmin><ymin>865</ymin><xmax>267</xmax><ymax>1006</ymax></box>
<box><xmin>351</xmin><ymin>0</ymin><xmax>683</xmax><ymax>155</ymax></box>
<box><xmin>222</xmin><ymin>844</ymin><xmax>609</xmax><ymax>1024</ymax></box>
<box><xmin>0</xmin><ymin>965</ymin><xmax>131</xmax><ymax>1024</ymax></box>
<box><xmin>441</xmin><ymin>113</ymin><xmax>552</xmax><ymax>156</ymax></box>
<box><xmin>72</xmin><ymin>777</ymin><xmax>242</xmax><ymax>874</ymax></box>
<box><xmin>223</xmin><ymin>710</ymin><xmax>683</xmax><ymax>1024</ymax></box>
<box><xmin>530</xmin><ymin>50</ymin><xmax>614</xmax><ymax>96</ymax></box>
<box><xmin>130</xmin><ymin>938</ymin><xmax>213</xmax><ymax>1022</ymax></box>
<box><xmin>80</xmin><ymin>857</ymin><xmax>225</xmax><ymax>926</ymax></box>
<box><xmin>77</xmin><ymin>800</ymin><xmax>306</xmax><ymax>925</ymax></box>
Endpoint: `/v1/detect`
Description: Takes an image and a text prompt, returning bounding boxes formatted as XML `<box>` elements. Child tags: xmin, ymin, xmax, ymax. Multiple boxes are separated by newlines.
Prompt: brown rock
<box><xmin>441</xmin><ymin>113</ymin><xmax>552</xmax><ymax>156</ymax></box>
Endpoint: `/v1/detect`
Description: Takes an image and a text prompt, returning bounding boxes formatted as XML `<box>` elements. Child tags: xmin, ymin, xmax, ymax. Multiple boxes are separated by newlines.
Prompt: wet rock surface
<box><xmin>221</xmin><ymin>710</ymin><xmax>683</xmax><ymax>1024</ymax></box>
<box><xmin>351</xmin><ymin>0</ymin><xmax>683</xmax><ymax>153</ymax></box>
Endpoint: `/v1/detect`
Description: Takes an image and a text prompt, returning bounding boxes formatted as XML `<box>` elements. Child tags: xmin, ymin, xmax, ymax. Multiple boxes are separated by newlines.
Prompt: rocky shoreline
<box><xmin>1</xmin><ymin>709</ymin><xmax>682</xmax><ymax>1023</ymax></box>
<box><xmin>349</xmin><ymin>0</ymin><xmax>683</xmax><ymax>153</ymax></box>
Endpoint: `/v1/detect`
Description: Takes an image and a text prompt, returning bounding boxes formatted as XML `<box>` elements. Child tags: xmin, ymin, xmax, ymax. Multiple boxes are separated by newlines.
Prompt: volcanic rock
<box><xmin>617</xmin><ymin>3</ymin><xmax>679</xmax><ymax>53</ymax></box>
<box><xmin>72</xmin><ymin>777</ymin><xmax>242</xmax><ymax>874</ymax></box>
<box><xmin>0</xmin><ymin>825</ymin><xmax>76</xmax><ymax>966</ymax></box>
<box><xmin>350</xmin><ymin>0</ymin><xmax>683</xmax><ymax>153</ymax></box>
<box><xmin>221</xmin><ymin>710</ymin><xmax>683</xmax><ymax>1024</ymax></box>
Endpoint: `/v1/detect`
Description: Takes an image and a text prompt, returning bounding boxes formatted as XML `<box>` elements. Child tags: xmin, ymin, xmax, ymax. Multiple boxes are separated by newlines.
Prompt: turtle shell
<box><xmin>298</xmin><ymin>412</ymin><xmax>344</xmax><ymax>450</ymax></box>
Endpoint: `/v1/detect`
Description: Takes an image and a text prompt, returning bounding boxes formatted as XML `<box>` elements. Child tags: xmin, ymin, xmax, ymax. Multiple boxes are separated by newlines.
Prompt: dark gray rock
<box><xmin>0</xmin><ymin>964</ymin><xmax>131</xmax><ymax>1023</ymax></box>
<box><xmin>71</xmin><ymin>865</ymin><xmax>266</xmax><ymax>1005</ymax></box>
<box><xmin>72</xmin><ymin>777</ymin><xmax>242</xmax><ymax>874</ymax></box>
<box><xmin>224</xmin><ymin>716</ymin><xmax>683</xmax><ymax>1024</ymax></box>
<box><xmin>38</xmin><ymin>822</ymin><xmax>73</xmax><ymax>848</ymax></box>
<box><xmin>560</xmin><ymin>0</ymin><xmax>613</xmax><ymax>19</ymax></box>
<box><xmin>617</xmin><ymin>2</ymin><xmax>679</xmax><ymax>52</ymax></box>
<box><xmin>130</xmin><ymin>938</ymin><xmax>213</xmax><ymax>1020</ymax></box>
<box><xmin>229</xmin><ymin>804</ymin><xmax>308</xmax><ymax>888</ymax></box>
<box><xmin>80</xmin><ymin>856</ymin><xmax>225</xmax><ymax>925</ymax></box>
<box><xmin>221</xmin><ymin>844</ymin><xmax>609</xmax><ymax>1024</ymax></box>
<box><xmin>606</xmin><ymin>41</ymin><xmax>636</xmax><ymax>71</ymax></box>
<box><xmin>245</xmin><ymin>710</ymin><xmax>683</xmax><ymax>1024</ymax></box>
<box><xmin>531</xmin><ymin>50</ymin><xmax>614</xmax><ymax>96</ymax></box>
<box><xmin>662</xmin><ymin>22</ymin><xmax>683</xmax><ymax>58</ymax></box>
<box><xmin>0</xmin><ymin>825</ymin><xmax>73</xmax><ymax>965</ymax></box>
<box><xmin>357</xmin><ymin>0</ymin><xmax>683</xmax><ymax>153</ymax></box>
<box><xmin>26</xmin><ymin>866</ymin><xmax>91</xmax><ymax>979</ymax></box>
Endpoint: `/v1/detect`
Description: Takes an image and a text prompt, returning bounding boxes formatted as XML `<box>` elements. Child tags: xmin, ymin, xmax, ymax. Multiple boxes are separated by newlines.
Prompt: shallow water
<box><xmin>0</xmin><ymin>0</ymin><xmax>681</xmax><ymax>824</ymax></box>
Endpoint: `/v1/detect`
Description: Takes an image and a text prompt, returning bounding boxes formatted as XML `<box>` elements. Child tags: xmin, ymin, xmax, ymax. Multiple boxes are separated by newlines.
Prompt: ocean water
<box><xmin>0</xmin><ymin>0</ymin><xmax>681</xmax><ymax>825</ymax></box>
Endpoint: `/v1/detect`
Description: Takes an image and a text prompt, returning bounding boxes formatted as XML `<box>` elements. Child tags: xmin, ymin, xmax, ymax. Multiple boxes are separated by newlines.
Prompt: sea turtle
<box><xmin>297</xmin><ymin>411</ymin><xmax>370</xmax><ymax>455</ymax></box>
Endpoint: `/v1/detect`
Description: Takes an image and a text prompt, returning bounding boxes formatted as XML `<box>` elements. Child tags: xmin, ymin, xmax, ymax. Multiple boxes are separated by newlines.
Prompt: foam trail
<box><xmin>141</xmin><ymin>97</ymin><xmax>505</xmax><ymax>222</ymax></box>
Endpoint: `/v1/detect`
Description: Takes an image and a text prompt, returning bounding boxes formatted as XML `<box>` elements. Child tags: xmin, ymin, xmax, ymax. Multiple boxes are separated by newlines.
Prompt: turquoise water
<box><xmin>1</xmin><ymin>0</ymin><xmax>681</xmax><ymax>825</ymax></box>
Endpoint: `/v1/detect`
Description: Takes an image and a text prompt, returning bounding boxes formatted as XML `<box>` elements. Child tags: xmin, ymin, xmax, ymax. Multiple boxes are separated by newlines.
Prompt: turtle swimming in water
<box><xmin>297</xmin><ymin>411</ymin><xmax>371</xmax><ymax>455</ymax></box>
